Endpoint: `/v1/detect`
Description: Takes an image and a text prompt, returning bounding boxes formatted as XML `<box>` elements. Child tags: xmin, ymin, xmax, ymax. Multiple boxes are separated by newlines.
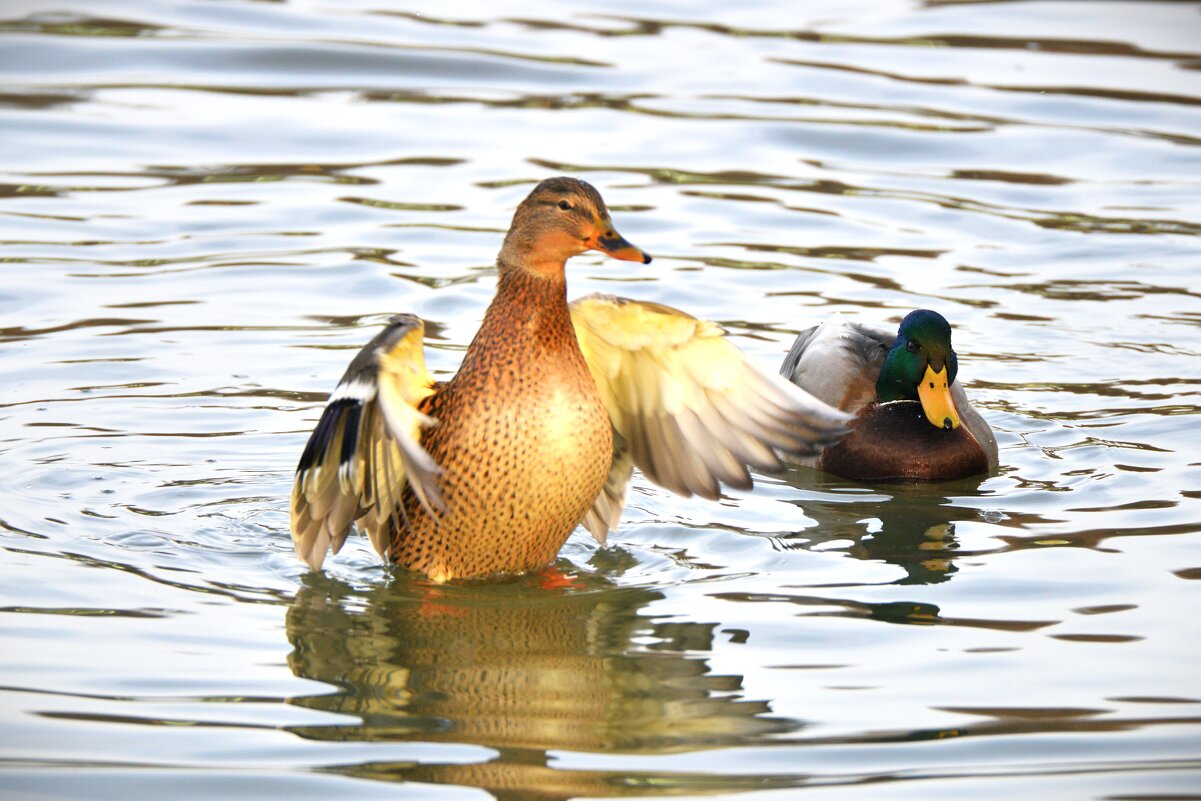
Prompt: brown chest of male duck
<box><xmin>819</xmin><ymin>399</ymin><xmax>990</xmax><ymax>481</ymax></box>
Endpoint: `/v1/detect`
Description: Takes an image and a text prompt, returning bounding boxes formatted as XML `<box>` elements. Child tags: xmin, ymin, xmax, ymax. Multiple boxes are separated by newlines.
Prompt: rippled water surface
<box><xmin>3</xmin><ymin>1</ymin><xmax>1201</xmax><ymax>798</ymax></box>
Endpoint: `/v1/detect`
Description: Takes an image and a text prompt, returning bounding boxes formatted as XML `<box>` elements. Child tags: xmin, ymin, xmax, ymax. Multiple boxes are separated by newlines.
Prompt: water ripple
<box><xmin>2</xmin><ymin>1</ymin><xmax>1199</xmax><ymax>799</ymax></box>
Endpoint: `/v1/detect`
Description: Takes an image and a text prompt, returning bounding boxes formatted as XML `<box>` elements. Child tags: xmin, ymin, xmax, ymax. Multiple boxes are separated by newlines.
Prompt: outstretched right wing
<box><xmin>571</xmin><ymin>294</ymin><xmax>852</xmax><ymax>544</ymax></box>
<box><xmin>290</xmin><ymin>315</ymin><xmax>444</xmax><ymax>570</ymax></box>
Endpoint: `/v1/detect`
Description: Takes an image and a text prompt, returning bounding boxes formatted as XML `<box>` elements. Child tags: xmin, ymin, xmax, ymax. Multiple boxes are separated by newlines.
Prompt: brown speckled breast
<box><xmin>820</xmin><ymin>400</ymin><xmax>988</xmax><ymax>481</ymax></box>
<box><xmin>387</xmin><ymin>268</ymin><xmax>612</xmax><ymax>580</ymax></box>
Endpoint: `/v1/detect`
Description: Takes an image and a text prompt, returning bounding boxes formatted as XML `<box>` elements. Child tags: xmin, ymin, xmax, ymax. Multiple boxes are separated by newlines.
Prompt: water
<box><xmin>2</xmin><ymin>1</ymin><xmax>1200</xmax><ymax>798</ymax></box>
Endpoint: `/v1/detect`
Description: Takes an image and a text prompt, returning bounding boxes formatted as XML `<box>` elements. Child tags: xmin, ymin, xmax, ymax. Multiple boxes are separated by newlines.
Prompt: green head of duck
<box><xmin>875</xmin><ymin>310</ymin><xmax>961</xmax><ymax>431</ymax></box>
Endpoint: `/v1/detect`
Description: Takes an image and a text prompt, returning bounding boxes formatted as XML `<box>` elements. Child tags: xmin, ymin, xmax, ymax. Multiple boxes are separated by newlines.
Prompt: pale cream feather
<box><xmin>571</xmin><ymin>294</ymin><xmax>850</xmax><ymax>543</ymax></box>
<box><xmin>290</xmin><ymin>319</ymin><xmax>443</xmax><ymax>570</ymax></box>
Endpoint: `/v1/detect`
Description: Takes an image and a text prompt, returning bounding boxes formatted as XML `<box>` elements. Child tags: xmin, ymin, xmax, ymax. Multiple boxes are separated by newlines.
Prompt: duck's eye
<box><xmin>906</xmin><ymin>340</ymin><xmax>919</xmax><ymax>353</ymax></box>
<box><xmin>558</xmin><ymin>200</ymin><xmax>572</xmax><ymax>211</ymax></box>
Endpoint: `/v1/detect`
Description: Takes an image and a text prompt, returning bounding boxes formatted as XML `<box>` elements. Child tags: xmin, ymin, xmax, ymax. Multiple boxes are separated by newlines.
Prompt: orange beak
<box><xmin>587</xmin><ymin>218</ymin><xmax>652</xmax><ymax>264</ymax></box>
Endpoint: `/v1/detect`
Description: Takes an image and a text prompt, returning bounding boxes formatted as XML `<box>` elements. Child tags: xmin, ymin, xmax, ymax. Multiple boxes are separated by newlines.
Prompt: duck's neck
<box><xmin>875</xmin><ymin>354</ymin><xmax>918</xmax><ymax>403</ymax></box>
<box><xmin>458</xmin><ymin>260</ymin><xmax>581</xmax><ymax>377</ymax></box>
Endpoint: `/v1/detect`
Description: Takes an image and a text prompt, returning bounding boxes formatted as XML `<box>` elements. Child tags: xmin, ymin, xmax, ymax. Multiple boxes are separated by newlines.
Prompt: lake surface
<box><xmin>2</xmin><ymin>1</ymin><xmax>1200</xmax><ymax>799</ymax></box>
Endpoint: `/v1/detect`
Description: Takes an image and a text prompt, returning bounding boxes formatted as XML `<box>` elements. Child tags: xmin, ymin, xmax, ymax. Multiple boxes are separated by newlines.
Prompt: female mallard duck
<box><xmin>291</xmin><ymin>177</ymin><xmax>850</xmax><ymax>580</ymax></box>
<box><xmin>780</xmin><ymin>310</ymin><xmax>998</xmax><ymax>481</ymax></box>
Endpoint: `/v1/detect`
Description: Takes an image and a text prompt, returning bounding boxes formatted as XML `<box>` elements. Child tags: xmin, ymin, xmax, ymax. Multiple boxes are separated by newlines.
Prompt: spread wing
<box><xmin>780</xmin><ymin>312</ymin><xmax>893</xmax><ymax>414</ymax></box>
<box><xmin>577</xmin><ymin>435</ymin><xmax>633</xmax><ymax>546</ymax></box>
<box><xmin>570</xmin><ymin>294</ymin><xmax>851</xmax><ymax>543</ymax></box>
<box><xmin>290</xmin><ymin>315</ymin><xmax>444</xmax><ymax>570</ymax></box>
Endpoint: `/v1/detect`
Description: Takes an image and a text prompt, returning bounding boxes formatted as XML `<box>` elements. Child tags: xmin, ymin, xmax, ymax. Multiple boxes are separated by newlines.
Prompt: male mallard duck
<box><xmin>780</xmin><ymin>310</ymin><xmax>998</xmax><ymax>481</ymax></box>
<box><xmin>291</xmin><ymin>177</ymin><xmax>850</xmax><ymax>580</ymax></box>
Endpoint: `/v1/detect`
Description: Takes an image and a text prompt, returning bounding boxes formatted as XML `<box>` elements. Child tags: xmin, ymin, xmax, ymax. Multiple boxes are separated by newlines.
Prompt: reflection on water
<box><xmin>286</xmin><ymin>574</ymin><xmax>793</xmax><ymax>798</ymax></box>
<box><xmin>2</xmin><ymin>0</ymin><xmax>1200</xmax><ymax>799</ymax></box>
<box><xmin>775</xmin><ymin>465</ymin><xmax>1069</xmax><ymax>587</ymax></box>
<box><xmin>795</xmin><ymin>482</ymin><xmax>986</xmax><ymax>586</ymax></box>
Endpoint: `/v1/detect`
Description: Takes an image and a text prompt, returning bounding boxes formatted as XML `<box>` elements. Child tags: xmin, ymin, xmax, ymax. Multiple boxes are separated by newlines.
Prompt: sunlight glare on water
<box><xmin>1</xmin><ymin>1</ymin><xmax>1200</xmax><ymax>799</ymax></box>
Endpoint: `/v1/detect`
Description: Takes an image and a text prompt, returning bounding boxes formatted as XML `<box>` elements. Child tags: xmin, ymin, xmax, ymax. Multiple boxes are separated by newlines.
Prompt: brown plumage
<box><xmin>392</xmin><ymin>264</ymin><xmax>613</xmax><ymax>579</ymax></box>
<box><xmin>290</xmin><ymin>177</ymin><xmax>851</xmax><ymax>580</ymax></box>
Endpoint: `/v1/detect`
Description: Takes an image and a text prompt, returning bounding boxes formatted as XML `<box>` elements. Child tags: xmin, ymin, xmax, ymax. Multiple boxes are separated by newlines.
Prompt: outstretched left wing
<box><xmin>290</xmin><ymin>315</ymin><xmax>444</xmax><ymax>570</ymax></box>
<box><xmin>570</xmin><ymin>294</ymin><xmax>850</xmax><ymax>543</ymax></box>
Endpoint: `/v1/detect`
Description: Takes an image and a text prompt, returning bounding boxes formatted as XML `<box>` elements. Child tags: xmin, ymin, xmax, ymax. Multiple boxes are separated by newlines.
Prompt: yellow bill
<box><xmin>917</xmin><ymin>364</ymin><xmax>960</xmax><ymax>430</ymax></box>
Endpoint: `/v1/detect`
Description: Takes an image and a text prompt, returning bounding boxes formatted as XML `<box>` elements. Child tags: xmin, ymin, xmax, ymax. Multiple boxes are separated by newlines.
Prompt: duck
<box><xmin>290</xmin><ymin>177</ymin><xmax>850</xmax><ymax>581</ymax></box>
<box><xmin>779</xmin><ymin>309</ymin><xmax>998</xmax><ymax>481</ymax></box>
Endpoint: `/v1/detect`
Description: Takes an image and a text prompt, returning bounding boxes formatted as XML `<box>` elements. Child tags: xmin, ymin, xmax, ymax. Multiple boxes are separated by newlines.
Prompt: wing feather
<box><xmin>571</xmin><ymin>294</ymin><xmax>851</xmax><ymax>537</ymax></box>
<box><xmin>579</xmin><ymin>436</ymin><xmax>633</xmax><ymax>545</ymax></box>
<box><xmin>290</xmin><ymin>315</ymin><xmax>442</xmax><ymax>570</ymax></box>
<box><xmin>780</xmin><ymin>313</ymin><xmax>892</xmax><ymax>413</ymax></box>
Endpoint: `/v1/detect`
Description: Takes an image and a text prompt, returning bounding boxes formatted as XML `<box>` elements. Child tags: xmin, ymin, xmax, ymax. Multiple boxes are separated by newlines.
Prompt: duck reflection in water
<box><xmin>284</xmin><ymin>571</ymin><xmax>797</xmax><ymax>799</ymax></box>
<box><xmin>781</xmin><ymin>473</ymin><xmax>1000</xmax><ymax>585</ymax></box>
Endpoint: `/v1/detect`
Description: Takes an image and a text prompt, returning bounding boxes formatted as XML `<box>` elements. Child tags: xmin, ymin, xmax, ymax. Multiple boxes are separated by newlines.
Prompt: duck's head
<box><xmin>876</xmin><ymin>310</ymin><xmax>961</xmax><ymax>430</ymax></box>
<box><xmin>500</xmin><ymin>177</ymin><xmax>651</xmax><ymax>275</ymax></box>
